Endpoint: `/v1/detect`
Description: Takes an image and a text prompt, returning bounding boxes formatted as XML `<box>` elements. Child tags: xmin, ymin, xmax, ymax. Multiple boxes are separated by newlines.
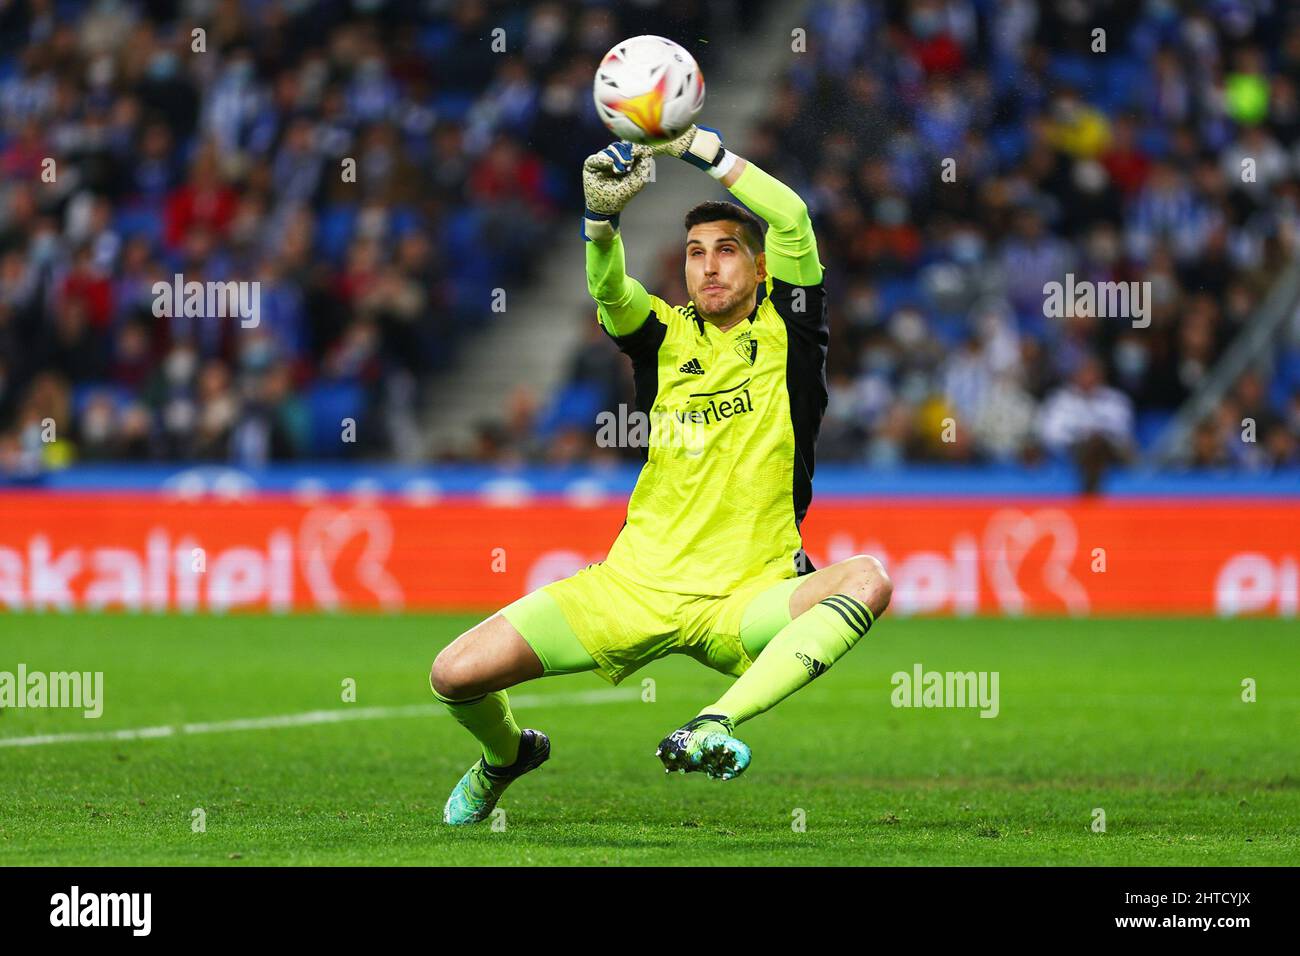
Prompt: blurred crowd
<box><xmin>4</xmin><ymin>0</ymin><xmax>1300</xmax><ymax>482</ymax></box>
<box><xmin>0</xmin><ymin>0</ymin><xmax>728</xmax><ymax>474</ymax></box>
<box><xmin>536</xmin><ymin>0</ymin><xmax>1300</xmax><ymax>482</ymax></box>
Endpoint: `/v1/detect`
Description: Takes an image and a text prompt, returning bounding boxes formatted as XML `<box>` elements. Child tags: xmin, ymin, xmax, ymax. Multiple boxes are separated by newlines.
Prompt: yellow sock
<box><xmin>432</xmin><ymin>687</ymin><xmax>521</xmax><ymax>767</ymax></box>
<box><xmin>705</xmin><ymin>593</ymin><xmax>874</xmax><ymax>727</ymax></box>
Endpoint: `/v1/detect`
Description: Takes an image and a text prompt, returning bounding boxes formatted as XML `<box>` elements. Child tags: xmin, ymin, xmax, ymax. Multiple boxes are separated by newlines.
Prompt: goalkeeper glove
<box><xmin>582</xmin><ymin>141</ymin><xmax>654</xmax><ymax>241</ymax></box>
<box><xmin>653</xmin><ymin>125</ymin><xmax>736</xmax><ymax>179</ymax></box>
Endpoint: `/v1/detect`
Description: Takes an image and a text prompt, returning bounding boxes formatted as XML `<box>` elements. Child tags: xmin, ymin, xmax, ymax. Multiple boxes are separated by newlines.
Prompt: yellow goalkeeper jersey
<box><xmin>586</xmin><ymin>161</ymin><xmax>828</xmax><ymax>597</ymax></box>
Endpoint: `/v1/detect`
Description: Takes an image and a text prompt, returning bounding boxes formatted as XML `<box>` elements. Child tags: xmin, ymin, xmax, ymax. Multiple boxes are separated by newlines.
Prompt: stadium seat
<box><xmin>536</xmin><ymin>382</ymin><xmax>605</xmax><ymax>441</ymax></box>
<box><xmin>317</xmin><ymin>205</ymin><xmax>359</xmax><ymax>263</ymax></box>
<box><xmin>306</xmin><ymin>381</ymin><xmax>365</xmax><ymax>457</ymax></box>
<box><xmin>1135</xmin><ymin>408</ymin><xmax>1176</xmax><ymax>450</ymax></box>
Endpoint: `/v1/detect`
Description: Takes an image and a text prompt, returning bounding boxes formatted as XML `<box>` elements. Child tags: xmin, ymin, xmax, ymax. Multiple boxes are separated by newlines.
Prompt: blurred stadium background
<box><xmin>0</xmin><ymin>0</ymin><xmax>1297</xmax><ymax>615</ymax></box>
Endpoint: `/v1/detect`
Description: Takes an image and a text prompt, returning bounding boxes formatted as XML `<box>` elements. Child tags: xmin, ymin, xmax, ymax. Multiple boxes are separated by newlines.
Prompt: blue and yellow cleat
<box><xmin>443</xmin><ymin>729</ymin><xmax>551</xmax><ymax>825</ymax></box>
<box><xmin>655</xmin><ymin>714</ymin><xmax>750</xmax><ymax>781</ymax></box>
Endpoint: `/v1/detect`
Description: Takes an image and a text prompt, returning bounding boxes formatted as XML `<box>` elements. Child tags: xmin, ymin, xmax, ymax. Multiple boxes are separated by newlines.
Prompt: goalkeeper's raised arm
<box><xmin>581</xmin><ymin>126</ymin><xmax>825</xmax><ymax>343</ymax></box>
<box><xmin>655</xmin><ymin>125</ymin><xmax>824</xmax><ymax>288</ymax></box>
<box><xmin>581</xmin><ymin>142</ymin><xmax>655</xmax><ymax>337</ymax></box>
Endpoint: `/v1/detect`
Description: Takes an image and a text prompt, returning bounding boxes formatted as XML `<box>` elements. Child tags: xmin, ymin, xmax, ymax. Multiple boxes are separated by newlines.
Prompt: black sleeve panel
<box><xmin>603</xmin><ymin>308</ymin><xmax>667</xmax><ymax>462</ymax></box>
<box><xmin>603</xmin><ymin>308</ymin><xmax>666</xmax><ymax>365</ymax></box>
<box><xmin>777</xmin><ymin>277</ymin><xmax>830</xmax><ymax>531</ymax></box>
<box><xmin>767</xmin><ymin>276</ymin><xmax>829</xmax><ymax>333</ymax></box>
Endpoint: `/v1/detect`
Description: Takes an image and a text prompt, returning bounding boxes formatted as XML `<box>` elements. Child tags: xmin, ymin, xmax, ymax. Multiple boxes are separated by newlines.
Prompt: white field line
<box><xmin>0</xmin><ymin>688</ymin><xmax>635</xmax><ymax>749</ymax></box>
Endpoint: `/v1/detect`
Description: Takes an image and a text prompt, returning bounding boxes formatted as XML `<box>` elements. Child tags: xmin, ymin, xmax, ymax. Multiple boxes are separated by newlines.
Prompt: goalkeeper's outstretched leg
<box><xmin>657</xmin><ymin>555</ymin><xmax>893</xmax><ymax>780</ymax></box>
<box><xmin>430</xmin><ymin>614</ymin><xmax>549</xmax><ymax>825</ymax></box>
<box><xmin>431</xmin><ymin>589</ymin><xmax>601</xmax><ymax>824</ymax></box>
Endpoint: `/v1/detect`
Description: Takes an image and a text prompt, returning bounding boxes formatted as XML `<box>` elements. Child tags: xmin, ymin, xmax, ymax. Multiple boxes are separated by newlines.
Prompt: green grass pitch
<box><xmin>1</xmin><ymin>613</ymin><xmax>1295</xmax><ymax>865</ymax></box>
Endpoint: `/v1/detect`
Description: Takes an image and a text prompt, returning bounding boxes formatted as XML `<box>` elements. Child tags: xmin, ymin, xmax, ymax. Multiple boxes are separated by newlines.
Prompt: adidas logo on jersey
<box><xmin>679</xmin><ymin>358</ymin><xmax>705</xmax><ymax>374</ymax></box>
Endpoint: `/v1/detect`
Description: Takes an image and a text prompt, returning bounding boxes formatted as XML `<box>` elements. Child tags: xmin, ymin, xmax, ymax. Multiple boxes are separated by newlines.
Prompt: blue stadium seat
<box><xmin>1100</xmin><ymin>56</ymin><xmax>1149</xmax><ymax>112</ymax></box>
<box><xmin>316</xmin><ymin>204</ymin><xmax>358</xmax><ymax>263</ymax></box>
<box><xmin>417</xmin><ymin>24</ymin><xmax>455</xmax><ymax>58</ymax></box>
<box><xmin>929</xmin><ymin>312</ymin><xmax>968</xmax><ymax>347</ymax></box>
<box><xmin>306</xmin><ymin>381</ymin><xmax>364</xmax><ymax>457</ymax></box>
<box><xmin>71</xmin><ymin>384</ymin><xmax>133</xmax><ymax>418</ymax></box>
<box><xmin>536</xmin><ymin>382</ymin><xmax>604</xmax><ymax>440</ymax></box>
<box><xmin>1046</xmin><ymin>54</ymin><xmax>1095</xmax><ymax>95</ymax></box>
<box><xmin>1135</xmin><ymin>126</ymin><xmax>1170</xmax><ymax>158</ymax></box>
<box><xmin>990</xmin><ymin>125</ymin><xmax>1027</xmax><ymax>165</ymax></box>
<box><xmin>1270</xmin><ymin>349</ymin><xmax>1300</xmax><ymax>407</ymax></box>
<box><xmin>389</xmin><ymin>206</ymin><xmax>421</xmax><ymax>237</ymax></box>
<box><xmin>443</xmin><ymin>208</ymin><xmax>480</xmax><ymax>250</ymax></box>
<box><xmin>113</xmin><ymin>206</ymin><xmax>164</xmax><ymax>246</ymax></box>
<box><xmin>878</xmin><ymin>277</ymin><xmax>921</xmax><ymax>316</ymax></box>
<box><xmin>433</xmin><ymin>92</ymin><xmax>475</xmax><ymax>123</ymax></box>
<box><xmin>1135</xmin><ymin>408</ymin><xmax>1175</xmax><ymax>450</ymax></box>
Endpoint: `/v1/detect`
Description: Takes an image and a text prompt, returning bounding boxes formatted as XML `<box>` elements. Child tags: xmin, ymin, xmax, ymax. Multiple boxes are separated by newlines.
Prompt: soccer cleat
<box><xmin>655</xmin><ymin>714</ymin><xmax>751</xmax><ymax>781</ymax></box>
<box><xmin>442</xmin><ymin>729</ymin><xmax>551</xmax><ymax>826</ymax></box>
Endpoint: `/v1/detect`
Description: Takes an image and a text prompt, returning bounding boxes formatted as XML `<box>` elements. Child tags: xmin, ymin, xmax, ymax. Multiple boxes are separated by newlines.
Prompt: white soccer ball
<box><xmin>593</xmin><ymin>35</ymin><xmax>705</xmax><ymax>145</ymax></box>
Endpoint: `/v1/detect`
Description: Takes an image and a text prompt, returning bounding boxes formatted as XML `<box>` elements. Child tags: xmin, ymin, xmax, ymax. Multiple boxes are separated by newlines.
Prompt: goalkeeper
<box><xmin>432</xmin><ymin>126</ymin><xmax>893</xmax><ymax>825</ymax></box>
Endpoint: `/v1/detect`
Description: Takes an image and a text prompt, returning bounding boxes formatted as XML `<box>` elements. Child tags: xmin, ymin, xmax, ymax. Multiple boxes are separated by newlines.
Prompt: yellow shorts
<box><xmin>509</xmin><ymin>561</ymin><xmax>803</xmax><ymax>685</ymax></box>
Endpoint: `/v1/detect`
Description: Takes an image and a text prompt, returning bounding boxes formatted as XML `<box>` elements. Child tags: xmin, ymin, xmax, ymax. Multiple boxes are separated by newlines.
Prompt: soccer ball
<box><xmin>593</xmin><ymin>35</ymin><xmax>705</xmax><ymax>145</ymax></box>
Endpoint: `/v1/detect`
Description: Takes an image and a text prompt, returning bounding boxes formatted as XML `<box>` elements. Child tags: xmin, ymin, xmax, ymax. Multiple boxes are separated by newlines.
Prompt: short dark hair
<box><xmin>684</xmin><ymin>201</ymin><xmax>764</xmax><ymax>255</ymax></box>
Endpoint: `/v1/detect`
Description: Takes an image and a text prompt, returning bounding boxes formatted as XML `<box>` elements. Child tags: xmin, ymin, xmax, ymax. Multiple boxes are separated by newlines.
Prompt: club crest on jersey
<box><xmin>733</xmin><ymin>331</ymin><xmax>758</xmax><ymax>366</ymax></box>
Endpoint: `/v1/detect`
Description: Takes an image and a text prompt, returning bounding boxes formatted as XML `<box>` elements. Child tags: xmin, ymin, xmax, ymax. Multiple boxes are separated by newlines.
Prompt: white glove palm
<box><xmin>582</xmin><ymin>141</ymin><xmax>655</xmax><ymax>220</ymax></box>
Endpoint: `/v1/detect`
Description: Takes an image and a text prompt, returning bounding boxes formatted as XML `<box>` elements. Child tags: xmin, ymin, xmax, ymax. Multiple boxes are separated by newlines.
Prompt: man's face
<box><xmin>1075</xmin><ymin>359</ymin><xmax>1103</xmax><ymax>392</ymax></box>
<box><xmin>684</xmin><ymin>221</ymin><xmax>765</xmax><ymax>319</ymax></box>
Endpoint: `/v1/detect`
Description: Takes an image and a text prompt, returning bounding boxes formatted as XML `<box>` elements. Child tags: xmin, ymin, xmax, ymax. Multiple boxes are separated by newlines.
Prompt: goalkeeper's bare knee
<box><xmin>840</xmin><ymin>554</ymin><xmax>893</xmax><ymax>621</ymax></box>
